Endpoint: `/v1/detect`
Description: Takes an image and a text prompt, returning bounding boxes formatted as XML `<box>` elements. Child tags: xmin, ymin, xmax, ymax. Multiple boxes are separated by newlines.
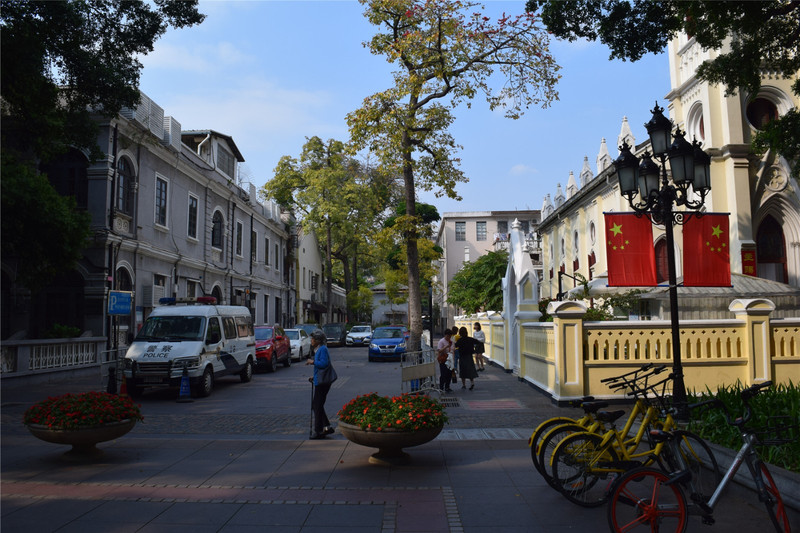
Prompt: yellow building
<box><xmin>538</xmin><ymin>31</ymin><xmax>800</xmax><ymax>320</ymax></box>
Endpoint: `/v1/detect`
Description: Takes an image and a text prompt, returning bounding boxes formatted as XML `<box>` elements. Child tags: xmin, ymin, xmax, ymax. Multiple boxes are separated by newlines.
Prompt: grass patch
<box><xmin>688</xmin><ymin>381</ymin><xmax>800</xmax><ymax>473</ymax></box>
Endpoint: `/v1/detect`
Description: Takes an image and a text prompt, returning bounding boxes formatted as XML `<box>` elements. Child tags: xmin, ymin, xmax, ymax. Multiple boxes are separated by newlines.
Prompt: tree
<box><xmin>447</xmin><ymin>250</ymin><xmax>508</xmax><ymax>314</ymax></box>
<box><xmin>265</xmin><ymin>137</ymin><xmax>392</xmax><ymax>322</ymax></box>
<box><xmin>526</xmin><ymin>0</ymin><xmax>800</xmax><ymax>177</ymax></box>
<box><xmin>348</xmin><ymin>0</ymin><xmax>561</xmax><ymax>350</ymax></box>
<box><xmin>1</xmin><ymin>0</ymin><xmax>205</xmax><ymax>290</ymax></box>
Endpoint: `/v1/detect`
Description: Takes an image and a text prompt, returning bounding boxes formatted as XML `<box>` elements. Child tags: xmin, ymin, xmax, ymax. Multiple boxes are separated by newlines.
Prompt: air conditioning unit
<box><xmin>120</xmin><ymin>93</ymin><xmax>151</xmax><ymax>130</ymax></box>
<box><xmin>148</xmin><ymin>100</ymin><xmax>164</xmax><ymax>140</ymax></box>
<box><xmin>142</xmin><ymin>285</ymin><xmax>166</xmax><ymax>307</ymax></box>
<box><xmin>161</xmin><ymin>116</ymin><xmax>182</xmax><ymax>152</ymax></box>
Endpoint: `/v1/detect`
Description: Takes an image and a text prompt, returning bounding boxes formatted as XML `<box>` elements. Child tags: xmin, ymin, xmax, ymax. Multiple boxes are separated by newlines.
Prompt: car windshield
<box><xmin>323</xmin><ymin>325</ymin><xmax>342</xmax><ymax>334</ymax></box>
<box><xmin>285</xmin><ymin>330</ymin><xmax>299</xmax><ymax>340</ymax></box>
<box><xmin>297</xmin><ymin>325</ymin><xmax>317</xmax><ymax>334</ymax></box>
<box><xmin>351</xmin><ymin>326</ymin><xmax>370</xmax><ymax>333</ymax></box>
<box><xmin>136</xmin><ymin>316</ymin><xmax>205</xmax><ymax>342</ymax></box>
<box><xmin>254</xmin><ymin>327</ymin><xmax>274</xmax><ymax>341</ymax></box>
<box><xmin>373</xmin><ymin>328</ymin><xmax>402</xmax><ymax>339</ymax></box>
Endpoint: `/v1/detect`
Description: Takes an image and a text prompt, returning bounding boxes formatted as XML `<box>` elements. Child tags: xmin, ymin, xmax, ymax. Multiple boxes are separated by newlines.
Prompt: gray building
<box><xmin>434</xmin><ymin>211</ymin><xmax>542</xmax><ymax>329</ymax></box>
<box><xmin>2</xmin><ymin>91</ymin><xmax>294</xmax><ymax>346</ymax></box>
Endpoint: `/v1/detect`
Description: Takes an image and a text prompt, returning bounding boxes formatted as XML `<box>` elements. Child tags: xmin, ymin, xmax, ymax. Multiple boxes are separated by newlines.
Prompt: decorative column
<box><xmin>728</xmin><ymin>298</ymin><xmax>776</xmax><ymax>384</ymax></box>
<box><xmin>547</xmin><ymin>300</ymin><xmax>587</xmax><ymax>401</ymax></box>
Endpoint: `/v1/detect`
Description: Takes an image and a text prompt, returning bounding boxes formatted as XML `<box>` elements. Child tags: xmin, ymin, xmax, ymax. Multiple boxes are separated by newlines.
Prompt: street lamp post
<box><xmin>614</xmin><ymin>102</ymin><xmax>712</xmax><ymax>421</ymax></box>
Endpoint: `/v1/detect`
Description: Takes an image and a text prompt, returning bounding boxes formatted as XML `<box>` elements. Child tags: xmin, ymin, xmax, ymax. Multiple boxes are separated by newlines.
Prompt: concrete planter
<box><xmin>338</xmin><ymin>421</ymin><xmax>443</xmax><ymax>465</ymax></box>
<box><xmin>26</xmin><ymin>419</ymin><xmax>137</xmax><ymax>458</ymax></box>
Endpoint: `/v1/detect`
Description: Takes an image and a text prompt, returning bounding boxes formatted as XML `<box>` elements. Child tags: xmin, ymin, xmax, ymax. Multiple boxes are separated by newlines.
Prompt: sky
<box><xmin>138</xmin><ymin>0</ymin><xmax>671</xmax><ymax>216</ymax></box>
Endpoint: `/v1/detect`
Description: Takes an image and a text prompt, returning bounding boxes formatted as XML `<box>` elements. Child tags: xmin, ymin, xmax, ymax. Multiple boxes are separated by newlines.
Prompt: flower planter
<box><xmin>338</xmin><ymin>421</ymin><xmax>443</xmax><ymax>465</ymax></box>
<box><xmin>26</xmin><ymin>419</ymin><xmax>137</xmax><ymax>458</ymax></box>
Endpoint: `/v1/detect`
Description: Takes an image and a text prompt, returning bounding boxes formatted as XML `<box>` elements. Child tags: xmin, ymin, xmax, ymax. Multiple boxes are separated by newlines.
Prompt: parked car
<box><xmin>368</xmin><ymin>325</ymin><xmax>407</xmax><ymax>362</ymax></box>
<box><xmin>346</xmin><ymin>325</ymin><xmax>372</xmax><ymax>346</ymax></box>
<box><xmin>285</xmin><ymin>328</ymin><xmax>312</xmax><ymax>361</ymax></box>
<box><xmin>254</xmin><ymin>325</ymin><xmax>291</xmax><ymax>372</ymax></box>
<box><xmin>322</xmin><ymin>323</ymin><xmax>347</xmax><ymax>347</ymax></box>
<box><xmin>295</xmin><ymin>323</ymin><xmax>320</xmax><ymax>337</ymax></box>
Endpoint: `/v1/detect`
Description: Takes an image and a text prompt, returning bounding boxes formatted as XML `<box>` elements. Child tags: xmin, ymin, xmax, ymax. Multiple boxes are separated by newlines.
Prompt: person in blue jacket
<box><xmin>306</xmin><ymin>329</ymin><xmax>337</xmax><ymax>439</ymax></box>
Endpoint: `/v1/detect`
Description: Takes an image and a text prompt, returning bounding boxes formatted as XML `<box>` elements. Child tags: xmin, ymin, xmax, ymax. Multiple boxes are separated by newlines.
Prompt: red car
<box><xmin>254</xmin><ymin>325</ymin><xmax>291</xmax><ymax>372</ymax></box>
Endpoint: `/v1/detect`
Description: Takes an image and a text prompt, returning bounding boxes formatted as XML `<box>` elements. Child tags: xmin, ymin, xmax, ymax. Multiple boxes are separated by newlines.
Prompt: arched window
<box><xmin>757</xmin><ymin>215</ymin><xmax>787</xmax><ymax>283</ymax></box>
<box><xmin>211</xmin><ymin>210</ymin><xmax>224</xmax><ymax>249</ymax></box>
<box><xmin>655</xmin><ymin>239</ymin><xmax>669</xmax><ymax>284</ymax></box>
<box><xmin>746</xmin><ymin>98</ymin><xmax>778</xmax><ymax>130</ymax></box>
<box><xmin>117</xmin><ymin>156</ymin><xmax>135</xmax><ymax>214</ymax></box>
<box><xmin>211</xmin><ymin>285</ymin><xmax>224</xmax><ymax>304</ymax></box>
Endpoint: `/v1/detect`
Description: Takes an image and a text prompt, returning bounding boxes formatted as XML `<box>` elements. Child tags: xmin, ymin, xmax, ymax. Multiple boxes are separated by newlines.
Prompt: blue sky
<box><xmin>138</xmin><ymin>0</ymin><xmax>670</xmax><ymax>215</ymax></box>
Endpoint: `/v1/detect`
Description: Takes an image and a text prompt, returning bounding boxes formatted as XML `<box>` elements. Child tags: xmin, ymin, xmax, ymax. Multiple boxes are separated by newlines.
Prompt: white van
<box><xmin>123</xmin><ymin>297</ymin><xmax>255</xmax><ymax>397</ymax></box>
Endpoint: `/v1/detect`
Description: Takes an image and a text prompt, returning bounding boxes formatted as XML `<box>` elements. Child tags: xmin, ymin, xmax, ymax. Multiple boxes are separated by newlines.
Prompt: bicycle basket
<box><xmin>755</xmin><ymin>416</ymin><xmax>799</xmax><ymax>446</ymax></box>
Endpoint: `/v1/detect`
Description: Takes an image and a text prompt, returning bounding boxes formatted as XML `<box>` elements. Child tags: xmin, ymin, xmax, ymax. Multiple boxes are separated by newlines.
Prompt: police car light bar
<box><xmin>158</xmin><ymin>296</ymin><xmax>218</xmax><ymax>306</ymax></box>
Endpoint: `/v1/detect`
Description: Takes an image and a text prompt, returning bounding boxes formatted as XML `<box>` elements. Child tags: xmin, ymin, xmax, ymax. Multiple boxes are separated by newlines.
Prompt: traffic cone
<box><xmin>177</xmin><ymin>367</ymin><xmax>193</xmax><ymax>403</ymax></box>
<box><xmin>119</xmin><ymin>373</ymin><xmax>128</xmax><ymax>396</ymax></box>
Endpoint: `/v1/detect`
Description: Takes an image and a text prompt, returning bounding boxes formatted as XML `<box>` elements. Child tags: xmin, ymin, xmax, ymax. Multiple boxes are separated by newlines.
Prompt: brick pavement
<box><xmin>2</xmin><ymin>362</ymin><xmax>797</xmax><ymax>532</ymax></box>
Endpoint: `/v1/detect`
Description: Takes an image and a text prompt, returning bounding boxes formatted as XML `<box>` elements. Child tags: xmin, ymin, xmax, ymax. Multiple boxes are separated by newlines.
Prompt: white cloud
<box><xmin>139</xmin><ymin>41</ymin><xmax>254</xmax><ymax>74</ymax></box>
<box><xmin>509</xmin><ymin>164</ymin><xmax>538</xmax><ymax>176</ymax></box>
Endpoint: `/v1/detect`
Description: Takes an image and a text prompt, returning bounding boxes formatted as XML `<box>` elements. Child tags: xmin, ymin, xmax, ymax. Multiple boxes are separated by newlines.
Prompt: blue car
<box><xmin>368</xmin><ymin>326</ymin><xmax>407</xmax><ymax>362</ymax></box>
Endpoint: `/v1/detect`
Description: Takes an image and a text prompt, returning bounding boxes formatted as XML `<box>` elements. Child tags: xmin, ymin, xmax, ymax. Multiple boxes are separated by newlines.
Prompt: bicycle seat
<box><xmin>596</xmin><ymin>410</ymin><xmax>626</xmax><ymax>423</ymax></box>
<box><xmin>581</xmin><ymin>401</ymin><xmax>610</xmax><ymax>413</ymax></box>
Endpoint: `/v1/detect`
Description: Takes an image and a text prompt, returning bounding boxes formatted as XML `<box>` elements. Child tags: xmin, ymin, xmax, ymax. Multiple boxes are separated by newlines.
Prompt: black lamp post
<box><xmin>614</xmin><ymin>102</ymin><xmax>712</xmax><ymax>422</ymax></box>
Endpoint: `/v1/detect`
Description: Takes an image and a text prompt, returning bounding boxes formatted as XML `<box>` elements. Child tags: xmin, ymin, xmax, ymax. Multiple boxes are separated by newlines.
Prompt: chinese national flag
<box><xmin>683</xmin><ymin>214</ymin><xmax>731</xmax><ymax>287</ymax></box>
<box><xmin>604</xmin><ymin>213</ymin><xmax>657</xmax><ymax>287</ymax></box>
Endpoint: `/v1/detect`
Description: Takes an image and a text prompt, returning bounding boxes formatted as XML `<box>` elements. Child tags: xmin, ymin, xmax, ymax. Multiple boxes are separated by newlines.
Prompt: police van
<box><xmin>123</xmin><ymin>297</ymin><xmax>255</xmax><ymax>398</ymax></box>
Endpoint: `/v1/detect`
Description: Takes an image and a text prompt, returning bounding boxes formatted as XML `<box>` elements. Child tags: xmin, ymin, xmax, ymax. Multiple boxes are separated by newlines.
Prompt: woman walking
<box><xmin>473</xmin><ymin>322</ymin><xmax>486</xmax><ymax>371</ymax></box>
<box><xmin>455</xmin><ymin>326</ymin><xmax>479</xmax><ymax>390</ymax></box>
<box><xmin>306</xmin><ymin>329</ymin><xmax>338</xmax><ymax>439</ymax></box>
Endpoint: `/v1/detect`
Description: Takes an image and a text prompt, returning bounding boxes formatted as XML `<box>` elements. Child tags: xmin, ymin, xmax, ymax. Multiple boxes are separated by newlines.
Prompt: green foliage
<box><xmin>1</xmin><ymin>155</ymin><xmax>91</xmax><ymax>292</ymax></box>
<box><xmin>347</xmin><ymin>285</ymin><xmax>375</xmax><ymax>323</ymax></box>
<box><xmin>43</xmin><ymin>324</ymin><xmax>82</xmax><ymax>339</ymax></box>
<box><xmin>689</xmin><ymin>382</ymin><xmax>800</xmax><ymax>473</ymax></box>
<box><xmin>538</xmin><ymin>297</ymin><xmax>555</xmax><ymax>321</ymax></box>
<box><xmin>527</xmin><ymin>0</ymin><xmax>800</xmax><ymax>166</ymax></box>
<box><xmin>447</xmin><ymin>250</ymin><xmax>508</xmax><ymax>314</ymax></box>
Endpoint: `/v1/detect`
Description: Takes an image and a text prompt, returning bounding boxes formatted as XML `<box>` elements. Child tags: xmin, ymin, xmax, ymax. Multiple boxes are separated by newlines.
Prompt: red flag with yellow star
<box><xmin>604</xmin><ymin>213</ymin><xmax>657</xmax><ymax>286</ymax></box>
<box><xmin>683</xmin><ymin>213</ymin><xmax>731</xmax><ymax>287</ymax></box>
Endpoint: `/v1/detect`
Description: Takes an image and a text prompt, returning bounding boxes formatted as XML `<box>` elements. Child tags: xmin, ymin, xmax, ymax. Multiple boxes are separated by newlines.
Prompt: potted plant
<box><xmin>23</xmin><ymin>391</ymin><xmax>143</xmax><ymax>457</ymax></box>
<box><xmin>337</xmin><ymin>392</ymin><xmax>448</xmax><ymax>465</ymax></box>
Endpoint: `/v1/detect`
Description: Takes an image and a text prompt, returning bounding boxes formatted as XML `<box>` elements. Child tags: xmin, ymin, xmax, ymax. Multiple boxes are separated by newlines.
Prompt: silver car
<box><xmin>346</xmin><ymin>325</ymin><xmax>372</xmax><ymax>346</ymax></box>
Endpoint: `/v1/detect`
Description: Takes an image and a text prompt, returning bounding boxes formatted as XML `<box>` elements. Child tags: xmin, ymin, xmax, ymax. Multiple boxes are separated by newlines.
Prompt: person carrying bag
<box><xmin>306</xmin><ymin>329</ymin><xmax>337</xmax><ymax>439</ymax></box>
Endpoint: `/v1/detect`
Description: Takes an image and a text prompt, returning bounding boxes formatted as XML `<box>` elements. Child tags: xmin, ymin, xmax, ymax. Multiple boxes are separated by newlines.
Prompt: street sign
<box><xmin>108</xmin><ymin>291</ymin><xmax>133</xmax><ymax>315</ymax></box>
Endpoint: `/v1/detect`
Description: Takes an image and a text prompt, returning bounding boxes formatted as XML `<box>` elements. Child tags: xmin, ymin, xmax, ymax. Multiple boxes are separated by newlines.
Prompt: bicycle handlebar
<box><xmin>694</xmin><ymin>381</ymin><xmax>773</xmax><ymax>428</ymax></box>
<box><xmin>600</xmin><ymin>363</ymin><xmax>666</xmax><ymax>384</ymax></box>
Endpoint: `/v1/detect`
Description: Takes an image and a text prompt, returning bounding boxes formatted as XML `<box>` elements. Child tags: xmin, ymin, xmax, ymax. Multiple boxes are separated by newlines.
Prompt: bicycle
<box><xmin>537</xmin><ymin>366</ymin><xmax>671</xmax><ymax>489</ymax></box>
<box><xmin>549</xmin><ymin>374</ymin><xmax>715</xmax><ymax>508</ymax></box>
<box><xmin>607</xmin><ymin>380</ymin><xmax>794</xmax><ymax>532</ymax></box>
<box><xmin>530</xmin><ymin>364</ymin><xmax>666</xmax><ymax>477</ymax></box>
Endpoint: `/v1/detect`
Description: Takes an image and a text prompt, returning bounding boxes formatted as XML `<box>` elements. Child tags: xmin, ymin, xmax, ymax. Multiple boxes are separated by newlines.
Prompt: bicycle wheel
<box><xmin>755</xmin><ymin>461</ymin><xmax>792</xmax><ymax>532</ymax></box>
<box><xmin>537</xmin><ymin>423</ymin><xmax>591</xmax><ymax>488</ymax></box>
<box><xmin>673</xmin><ymin>430</ymin><xmax>720</xmax><ymax>504</ymax></box>
<box><xmin>529</xmin><ymin>417</ymin><xmax>582</xmax><ymax>473</ymax></box>
<box><xmin>551</xmin><ymin>432</ymin><xmax>621</xmax><ymax>507</ymax></box>
<box><xmin>607</xmin><ymin>467</ymin><xmax>688</xmax><ymax>533</ymax></box>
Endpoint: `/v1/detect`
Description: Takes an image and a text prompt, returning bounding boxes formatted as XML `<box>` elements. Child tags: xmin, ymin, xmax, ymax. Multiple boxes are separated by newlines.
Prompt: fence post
<box><xmin>547</xmin><ymin>300</ymin><xmax>587</xmax><ymax>401</ymax></box>
<box><xmin>728</xmin><ymin>298</ymin><xmax>776</xmax><ymax>384</ymax></box>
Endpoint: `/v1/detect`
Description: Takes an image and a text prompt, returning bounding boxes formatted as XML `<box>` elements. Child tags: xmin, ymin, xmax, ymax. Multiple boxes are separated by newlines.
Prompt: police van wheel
<box><xmin>240</xmin><ymin>357</ymin><xmax>254</xmax><ymax>383</ymax></box>
<box><xmin>195</xmin><ymin>367</ymin><xmax>214</xmax><ymax>397</ymax></box>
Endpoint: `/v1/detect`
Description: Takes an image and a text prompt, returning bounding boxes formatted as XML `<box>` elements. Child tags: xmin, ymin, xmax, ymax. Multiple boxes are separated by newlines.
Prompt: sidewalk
<box><xmin>2</xmin><ymin>364</ymin><xmax>797</xmax><ymax>532</ymax></box>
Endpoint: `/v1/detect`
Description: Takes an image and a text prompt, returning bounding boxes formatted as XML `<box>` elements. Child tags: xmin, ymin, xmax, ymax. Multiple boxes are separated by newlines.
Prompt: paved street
<box><xmin>2</xmin><ymin>345</ymin><xmax>797</xmax><ymax>532</ymax></box>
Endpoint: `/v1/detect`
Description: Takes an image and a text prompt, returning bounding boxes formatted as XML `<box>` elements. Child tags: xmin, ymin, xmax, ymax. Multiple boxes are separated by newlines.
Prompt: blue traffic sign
<box><xmin>108</xmin><ymin>291</ymin><xmax>133</xmax><ymax>315</ymax></box>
